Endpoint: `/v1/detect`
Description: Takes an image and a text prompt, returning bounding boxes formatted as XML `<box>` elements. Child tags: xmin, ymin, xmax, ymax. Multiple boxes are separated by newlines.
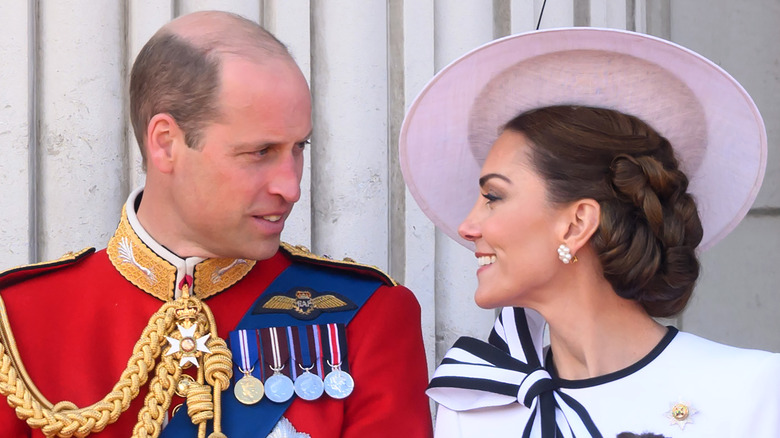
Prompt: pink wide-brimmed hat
<box><xmin>399</xmin><ymin>27</ymin><xmax>766</xmax><ymax>251</ymax></box>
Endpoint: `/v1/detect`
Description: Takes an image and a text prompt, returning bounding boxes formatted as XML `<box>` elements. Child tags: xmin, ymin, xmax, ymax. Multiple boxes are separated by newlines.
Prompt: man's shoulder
<box><xmin>0</xmin><ymin>247</ymin><xmax>97</xmax><ymax>291</ymax></box>
<box><xmin>278</xmin><ymin>242</ymin><xmax>396</xmax><ymax>287</ymax></box>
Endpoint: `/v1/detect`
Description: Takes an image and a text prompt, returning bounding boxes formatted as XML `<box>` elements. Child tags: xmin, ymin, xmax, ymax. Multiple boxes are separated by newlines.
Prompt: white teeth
<box><xmin>477</xmin><ymin>255</ymin><xmax>496</xmax><ymax>267</ymax></box>
<box><xmin>262</xmin><ymin>215</ymin><xmax>282</xmax><ymax>222</ymax></box>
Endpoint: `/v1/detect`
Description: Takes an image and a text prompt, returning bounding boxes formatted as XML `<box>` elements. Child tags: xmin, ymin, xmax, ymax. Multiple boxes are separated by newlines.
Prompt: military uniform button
<box><xmin>175</xmin><ymin>374</ymin><xmax>196</xmax><ymax>397</ymax></box>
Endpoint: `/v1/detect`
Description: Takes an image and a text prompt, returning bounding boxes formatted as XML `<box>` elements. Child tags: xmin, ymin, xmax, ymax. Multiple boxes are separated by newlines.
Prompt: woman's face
<box><xmin>458</xmin><ymin>130</ymin><xmax>569</xmax><ymax>309</ymax></box>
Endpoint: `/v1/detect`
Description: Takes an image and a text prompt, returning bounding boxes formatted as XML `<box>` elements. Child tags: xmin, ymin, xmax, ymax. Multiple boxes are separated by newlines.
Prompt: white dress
<box><xmin>428</xmin><ymin>308</ymin><xmax>780</xmax><ymax>438</ymax></box>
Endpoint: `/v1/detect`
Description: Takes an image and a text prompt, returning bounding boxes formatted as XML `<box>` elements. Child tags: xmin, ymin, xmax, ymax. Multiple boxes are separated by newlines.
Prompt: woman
<box><xmin>399</xmin><ymin>28</ymin><xmax>780</xmax><ymax>437</ymax></box>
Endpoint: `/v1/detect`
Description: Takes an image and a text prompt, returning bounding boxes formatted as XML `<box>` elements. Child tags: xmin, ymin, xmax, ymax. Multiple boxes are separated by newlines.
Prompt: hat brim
<box><xmin>399</xmin><ymin>27</ymin><xmax>766</xmax><ymax>251</ymax></box>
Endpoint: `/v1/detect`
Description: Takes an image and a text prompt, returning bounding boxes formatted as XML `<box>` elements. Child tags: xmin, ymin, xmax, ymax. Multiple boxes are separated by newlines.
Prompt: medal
<box><xmin>324</xmin><ymin>367</ymin><xmax>354</xmax><ymax>399</ymax></box>
<box><xmin>261</xmin><ymin>327</ymin><xmax>295</xmax><ymax>403</ymax></box>
<box><xmin>292</xmin><ymin>325</ymin><xmax>325</xmax><ymax>401</ymax></box>
<box><xmin>228</xmin><ymin>329</ymin><xmax>264</xmax><ymax>405</ymax></box>
<box><xmin>294</xmin><ymin>365</ymin><xmax>325</xmax><ymax>401</ymax></box>
<box><xmin>265</xmin><ymin>366</ymin><xmax>296</xmax><ymax>403</ymax></box>
<box><xmin>234</xmin><ymin>368</ymin><xmax>264</xmax><ymax>405</ymax></box>
<box><xmin>324</xmin><ymin>323</ymin><xmax>354</xmax><ymax>399</ymax></box>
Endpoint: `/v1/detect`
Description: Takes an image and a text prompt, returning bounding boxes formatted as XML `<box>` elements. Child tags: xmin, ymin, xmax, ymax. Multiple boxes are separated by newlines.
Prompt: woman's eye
<box><xmin>481</xmin><ymin>192</ymin><xmax>500</xmax><ymax>204</ymax></box>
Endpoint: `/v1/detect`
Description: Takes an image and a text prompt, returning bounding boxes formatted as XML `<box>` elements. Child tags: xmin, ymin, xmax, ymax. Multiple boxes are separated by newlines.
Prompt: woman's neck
<box><xmin>538</xmin><ymin>275</ymin><xmax>668</xmax><ymax>381</ymax></box>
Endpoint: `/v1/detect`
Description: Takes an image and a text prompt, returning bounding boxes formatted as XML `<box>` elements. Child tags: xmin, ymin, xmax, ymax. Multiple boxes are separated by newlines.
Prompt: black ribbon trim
<box><xmin>428</xmin><ymin>376</ymin><xmax>519</xmax><ymax>398</ymax></box>
<box><xmin>429</xmin><ymin>307</ymin><xmax>606</xmax><ymax>438</ymax></box>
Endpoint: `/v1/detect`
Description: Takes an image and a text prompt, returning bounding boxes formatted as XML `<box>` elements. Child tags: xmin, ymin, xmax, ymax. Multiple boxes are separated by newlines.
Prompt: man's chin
<box><xmin>208</xmin><ymin>237</ymin><xmax>281</xmax><ymax>261</ymax></box>
<box><xmin>245</xmin><ymin>237</ymin><xmax>282</xmax><ymax>261</ymax></box>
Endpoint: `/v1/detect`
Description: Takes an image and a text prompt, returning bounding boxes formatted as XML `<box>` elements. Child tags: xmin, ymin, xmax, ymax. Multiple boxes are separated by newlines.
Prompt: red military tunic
<box><xmin>0</xmin><ymin>194</ymin><xmax>432</xmax><ymax>437</ymax></box>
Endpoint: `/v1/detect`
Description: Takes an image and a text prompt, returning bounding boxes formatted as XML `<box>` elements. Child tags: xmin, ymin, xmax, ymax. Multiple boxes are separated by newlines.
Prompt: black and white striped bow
<box><xmin>427</xmin><ymin>307</ymin><xmax>602</xmax><ymax>438</ymax></box>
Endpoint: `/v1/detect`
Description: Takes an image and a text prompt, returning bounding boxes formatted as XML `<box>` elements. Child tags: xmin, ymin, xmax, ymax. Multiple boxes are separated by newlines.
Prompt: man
<box><xmin>0</xmin><ymin>11</ymin><xmax>432</xmax><ymax>438</ymax></box>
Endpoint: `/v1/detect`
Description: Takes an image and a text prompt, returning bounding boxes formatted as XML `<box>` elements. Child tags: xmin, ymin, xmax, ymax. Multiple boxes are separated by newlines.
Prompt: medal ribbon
<box><xmin>295</xmin><ymin>325</ymin><xmax>318</xmax><ymax>370</ymax></box>
<box><xmin>260</xmin><ymin>327</ymin><xmax>291</xmax><ymax>378</ymax></box>
<box><xmin>312</xmin><ymin>325</ymin><xmax>325</xmax><ymax>377</ymax></box>
<box><xmin>286</xmin><ymin>327</ymin><xmax>298</xmax><ymax>380</ymax></box>
<box><xmin>427</xmin><ymin>307</ymin><xmax>603</xmax><ymax>438</ymax></box>
<box><xmin>326</xmin><ymin>323</ymin><xmax>346</xmax><ymax>369</ymax></box>
<box><xmin>228</xmin><ymin>330</ymin><xmax>261</xmax><ymax>380</ymax></box>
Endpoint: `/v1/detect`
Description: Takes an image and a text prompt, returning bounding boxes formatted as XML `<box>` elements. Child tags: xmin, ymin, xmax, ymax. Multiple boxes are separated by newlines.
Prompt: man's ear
<box><xmin>145</xmin><ymin>113</ymin><xmax>183</xmax><ymax>174</ymax></box>
<box><xmin>560</xmin><ymin>198</ymin><xmax>600</xmax><ymax>254</ymax></box>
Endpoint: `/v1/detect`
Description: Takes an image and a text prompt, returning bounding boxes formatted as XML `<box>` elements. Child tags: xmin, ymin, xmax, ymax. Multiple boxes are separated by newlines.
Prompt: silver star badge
<box><xmin>267</xmin><ymin>417</ymin><xmax>310</xmax><ymax>438</ymax></box>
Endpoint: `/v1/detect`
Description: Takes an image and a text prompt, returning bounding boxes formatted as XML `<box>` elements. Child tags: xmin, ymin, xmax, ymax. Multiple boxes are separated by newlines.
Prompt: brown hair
<box><xmin>129</xmin><ymin>12</ymin><xmax>290</xmax><ymax>162</ymax></box>
<box><xmin>505</xmin><ymin>105</ymin><xmax>703</xmax><ymax>318</ymax></box>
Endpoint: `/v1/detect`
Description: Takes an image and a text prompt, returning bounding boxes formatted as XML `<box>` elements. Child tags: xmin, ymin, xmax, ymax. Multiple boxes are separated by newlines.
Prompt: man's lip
<box><xmin>251</xmin><ymin>212</ymin><xmax>290</xmax><ymax>226</ymax></box>
<box><xmin>252</xmin><ymin>210</ymin><xmax>290</xmax><ymax>219</ymax></box>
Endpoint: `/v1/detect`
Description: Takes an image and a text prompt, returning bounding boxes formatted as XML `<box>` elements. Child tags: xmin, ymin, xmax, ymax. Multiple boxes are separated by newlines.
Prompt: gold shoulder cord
<box><xmin>0</xmin><ymin>282</ymin><xmax>232</xmax><ymax>438</ymax></box>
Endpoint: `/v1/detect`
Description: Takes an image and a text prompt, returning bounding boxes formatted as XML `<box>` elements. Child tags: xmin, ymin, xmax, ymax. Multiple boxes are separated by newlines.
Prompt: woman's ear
<box><xmin>145</xmin><ymin>113</ymin><xmax>183</xmax><ymax>174</ymax></box>
<box><xmin>560</xmin><ymin>199</ymin><xmax>600</xmax><ymax>254</ymax></box>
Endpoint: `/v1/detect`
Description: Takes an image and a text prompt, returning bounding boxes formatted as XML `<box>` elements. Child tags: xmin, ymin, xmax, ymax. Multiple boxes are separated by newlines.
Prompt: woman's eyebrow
<box><xmin>479</xmin><ymin>173</ymin><xmax>511</xmax><ymax>187</ymax></box>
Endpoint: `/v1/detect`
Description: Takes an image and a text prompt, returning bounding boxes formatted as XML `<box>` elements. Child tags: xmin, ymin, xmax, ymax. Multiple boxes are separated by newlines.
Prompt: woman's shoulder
<box><xmin>670</xmin><ymin>330</ymin><xmax>780</xmax><ymax>366</ymax></box>
<box><xmin>663</xmin><ymin>330</ymin><xmax>780</xmax><ymax>397</ymax></box>
<box><xmin>667</xmin><ymin>331</ymin><xmax>780</xmax><ymax>436</ymax></box>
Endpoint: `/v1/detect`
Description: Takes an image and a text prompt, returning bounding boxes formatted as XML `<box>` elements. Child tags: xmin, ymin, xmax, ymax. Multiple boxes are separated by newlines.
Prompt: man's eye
<box><xmin>296</xmin><ymin>140</ymin><xmax>311</xmax><ymax>150</ymax></box>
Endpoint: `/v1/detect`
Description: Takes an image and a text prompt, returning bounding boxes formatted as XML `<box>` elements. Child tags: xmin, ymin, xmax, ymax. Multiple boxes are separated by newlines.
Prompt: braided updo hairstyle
<box><xmin>504</xmin><ymin>105</ymin><xmax>703</xmax><ymax>318</ymax></box>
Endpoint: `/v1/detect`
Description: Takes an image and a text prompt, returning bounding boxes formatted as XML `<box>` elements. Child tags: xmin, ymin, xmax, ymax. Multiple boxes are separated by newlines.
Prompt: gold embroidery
<box><xmin>194</xmin><ymin>258</ymin><xmax>255</xmax><ymax>300</ymax></box>
<box><xmin>107</xmin><ymin>209</ymin><xmax>177</xmax><ymax>301</ymax></box>
<box><xmin>107</xmin><ymin>207</ymin><xmax>255</xmax><ymax>301</ymax></box>
<box><xmin>262</xmin><ymin>290</ymin><xmax>349</xmax><ymax>316</ymax></box>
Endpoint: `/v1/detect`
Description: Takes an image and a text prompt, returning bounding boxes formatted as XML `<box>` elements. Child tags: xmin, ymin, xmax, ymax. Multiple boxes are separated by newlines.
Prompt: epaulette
<box><xmin>0</xmin><ymin>248</ymin><xmax>95</xmax><ymax>289</ymax></box>
<box><xmin>280</xmin><ymin>242</ymin><xmax>397</xmax><ymax>287</ymax></box>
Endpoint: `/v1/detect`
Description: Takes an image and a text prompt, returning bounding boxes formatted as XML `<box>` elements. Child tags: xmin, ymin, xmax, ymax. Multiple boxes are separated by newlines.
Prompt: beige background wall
<box><xmin>0</xmin><ymin>0</ymin><xmax>777</xmax><ymax>376</ymax></box>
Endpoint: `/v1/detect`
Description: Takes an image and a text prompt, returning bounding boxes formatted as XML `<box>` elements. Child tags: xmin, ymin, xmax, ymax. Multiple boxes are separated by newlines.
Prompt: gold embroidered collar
<box><xmin>107</xmin><ymin>203</ymin><xmax>255</xmax><ymax>302</ymax></box>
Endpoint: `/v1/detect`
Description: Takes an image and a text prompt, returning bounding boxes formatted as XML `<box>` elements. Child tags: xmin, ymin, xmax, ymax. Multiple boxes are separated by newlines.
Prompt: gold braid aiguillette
<box><xmin>0</xmin><ymin>282</ymin><xmax>233</xmax><ymax>438</ymax></box>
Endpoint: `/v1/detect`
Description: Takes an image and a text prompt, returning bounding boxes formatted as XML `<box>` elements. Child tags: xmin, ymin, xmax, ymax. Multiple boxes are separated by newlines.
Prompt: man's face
<box><xmin>169</xmin><ymin>56</ymin><xmax>312</xmax><ymax>260</ymax></box>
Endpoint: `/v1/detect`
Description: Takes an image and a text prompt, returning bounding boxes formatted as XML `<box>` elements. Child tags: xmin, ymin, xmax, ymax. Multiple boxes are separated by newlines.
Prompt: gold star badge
<box><xmin>665</xmin><ymin>399</ymin><xmax>697</xmax><ymax>430</ymax></box>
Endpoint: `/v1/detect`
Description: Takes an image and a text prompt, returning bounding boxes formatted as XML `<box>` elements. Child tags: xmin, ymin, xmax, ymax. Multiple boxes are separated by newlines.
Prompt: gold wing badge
<box><xmin>254</xmin><ymin>288</ymin><xmax>357</xmax><ymax>320</ymax></box>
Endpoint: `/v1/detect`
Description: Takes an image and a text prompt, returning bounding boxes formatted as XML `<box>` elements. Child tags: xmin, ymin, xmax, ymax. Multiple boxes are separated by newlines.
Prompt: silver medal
<box><xmin>324</xmin><ymin>368</ymin><xmax>354</xmax><ymax>399</ymax></box>
<box><xmin>294</xmin><ymin>369</ymin><xmax>324</xmax><ymax>401</ymax></box>
<box><xmin>265</xmin><ymin>372</ymin><xmax>295</xmax><ymax>403</ymax></box>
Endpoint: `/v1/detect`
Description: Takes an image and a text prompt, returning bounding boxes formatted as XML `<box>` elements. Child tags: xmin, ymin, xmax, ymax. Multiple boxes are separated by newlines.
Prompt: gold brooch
<box><xmin>665</xmin><ymin>399</ymin><xmax>697</xmax><ymax>430</ymax></box>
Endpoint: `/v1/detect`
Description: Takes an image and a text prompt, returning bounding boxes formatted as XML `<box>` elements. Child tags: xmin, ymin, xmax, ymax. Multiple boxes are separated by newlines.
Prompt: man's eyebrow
<box><xmin>231</xmin><ymin>130</ymin><xmax>313</xmax><ymax>150</ymax></box>
<box><xmin>479</xmin><ymin>173</ymin><xmax>511</xmax><ymax>187</ymax></box>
